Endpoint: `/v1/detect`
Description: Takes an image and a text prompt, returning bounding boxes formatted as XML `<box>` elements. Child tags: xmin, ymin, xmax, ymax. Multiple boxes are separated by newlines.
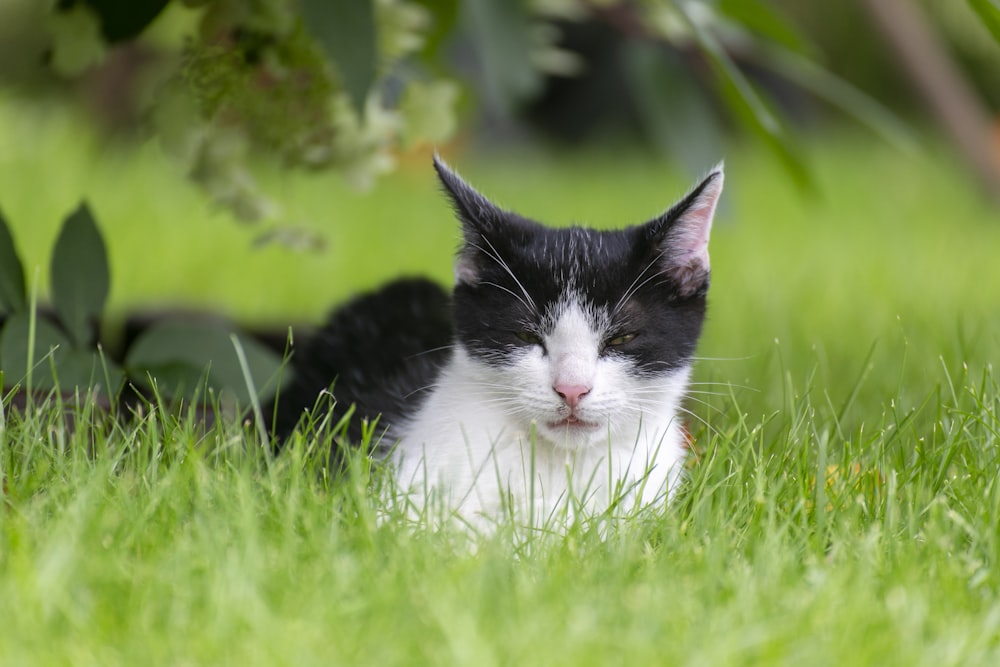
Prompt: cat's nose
<box><xmin>554</xmin><ymin>383</ymin><xmax>591</xmax><ymax>409</ymax></box>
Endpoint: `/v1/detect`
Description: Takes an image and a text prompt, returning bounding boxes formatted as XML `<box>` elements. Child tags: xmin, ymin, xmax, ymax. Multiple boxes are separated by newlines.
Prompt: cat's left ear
<box><xmin>434</xmin><ymin>153</ymin><xmax>510</xmax><ymax>285</ymax></box>
<box><xmin>433</xmin><ymin>154</ymin><xmax>507</xmax><ymax>234</ymax></box>
<box><xmin>646</xmin><ymin>163</ymin><xmax>724</xmax><ymax>297</ymax></box>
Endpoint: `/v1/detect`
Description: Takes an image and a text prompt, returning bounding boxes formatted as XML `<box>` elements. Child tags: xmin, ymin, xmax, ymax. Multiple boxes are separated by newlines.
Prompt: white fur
<box><xmin>389</xmin><ymin>298</ymin><xmax>690</xmax><ymax>528</ymax></box>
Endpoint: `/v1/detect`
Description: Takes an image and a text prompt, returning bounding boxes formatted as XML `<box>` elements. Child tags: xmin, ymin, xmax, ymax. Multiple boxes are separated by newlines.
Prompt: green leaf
<box><xmin>0</xmin><ymin>208</ymin><xmax>27</xmax><ymax>314</ymax></box>
<box><xmin>756</xmin><ymin>44</ymin><xmax>918</xmax><ymax>156</ymax></box>
<box><xmin>52</xmin><ymin>348</ymin><xmax>125</xmax><ymax>395</ymax></box>
<box><xmin>462</xmin><ymin>0</ymin><xmax>542</xmax><ymax>113</ymax></box>
<box><xmin>678</xmin><ymin>3</ymin><xmax>815</xmax><ymax>192</ymax></box>
<box><xmin>127</xmin><ymin>360</ymin><xmax>216</xmax><ymax>404</ymax></box>
<box><xmin>46</xmin><ymin>3</ymin><xmax>107</xmax><ymax>76</ymax></box>
<box><xmin>716</xmin><ymin>0</ymin><xmax>815</xmax><ymax>55</ymax></box>
<box><xmin>125</xmin><ymin>322</ymin><xmax>285</xmax><ymax>404</ymax></box>
<box><xmin>300</xmin><ymin>0</ymin><xmax>377</xmax><ymax>114</ymax></box>
<box><xmin>0</xmin><ymin>313</ymin><xmax>72</xmax><ymax>391</ymax></box>
<box><xmin>50</xmin><ymin>202</ymin><xmax>110</xmax><ymax>348</ymax></box>
<box><xmin>81</xmin><ymin>0</ymin><xmax>170</xmax><ymax>43</ymax></box>
<box><xmin>968</xmin><ymin>0</ymin><xmax>1000</xmax><ymax>45</ymax></box>
<box><xmin>621</xmin><ymin>41</ymin><xmax>723</xmax><ymax>170</ymax></box>
<box><xmin>409</xmin><ymin>0</ymin><xmax>460</xmax><ymax>59</ymax></box>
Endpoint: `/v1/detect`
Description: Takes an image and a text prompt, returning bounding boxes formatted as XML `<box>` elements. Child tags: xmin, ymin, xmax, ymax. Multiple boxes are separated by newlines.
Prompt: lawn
<box><xmin>2</xmin><ymin>91</ymin><xmax>1000</xmax><ymax>665</ymax></box>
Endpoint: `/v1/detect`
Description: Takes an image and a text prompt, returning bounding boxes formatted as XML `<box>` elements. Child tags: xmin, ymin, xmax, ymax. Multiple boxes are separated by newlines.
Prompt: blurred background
<box><xmin>0</xmin><ymin>0</ymin><xmax>998</xmax><ymax>417</ymax></box>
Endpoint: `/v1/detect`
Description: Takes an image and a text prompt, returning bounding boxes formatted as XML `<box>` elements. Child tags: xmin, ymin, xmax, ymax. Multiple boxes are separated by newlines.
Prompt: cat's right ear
<box><xmin>434</xmin><ymin>154</ymin><xmax>506</xmax><ymax>285</ymax></box>
<box><xmin>647</xmin><ymin>164</ymin><xmax>724</xmax><ymax>298</ymax></box>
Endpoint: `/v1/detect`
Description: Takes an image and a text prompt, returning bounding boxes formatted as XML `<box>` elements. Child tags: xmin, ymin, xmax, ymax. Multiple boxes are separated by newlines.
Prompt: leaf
<box><xmin>0</xmin><ymin>209</ymin><xmax>26</xmax><ymax>314</ymax></box>
<box><xmin>968</xmin><ymin>0</ymin><xmax>1000</xmax><ymax>46</ymax></box>
<box><xmin>409</xmin><ymin>0</ymin><xmax>460</xmax><ymax>59</ymax></box>
<box><xmin>51</xmin><ymin>348</ymin><xmax>125</xmax><ymax>395</ymax></box>
<box><xmin>81</xmin><ymin>0</ymin><xmax>170</xmax><ymax>43</ymax></box>
<box><xmin>462</xmin><ymin>0</ymin><xmax>542</xmax><ymax>113</ymax></box>
<box><xmin>125</xmin><ymin>322</ymin><xmax>285</xmax><ymax>404</ymax></box>
<box><xmin>716</xmin><ymin>0</ymin><xmax>815</xmax><ymax>55</ymax></box>
<box><xmin>50</xmin><ymin>202</ymin><xmax>110</xmax><ymax>348</ymax></box>
<box><xmin>621</xmin><ymin>41</ymin><xmax>723</xmax><ymax>171</ymax></box>
<box><xmin>46</xmin><ymin>3</ymin><xmax>107</xmax><ymax>76</ymax></box>
<box><xmin>300</xmin><ymin>0</ymin><xmax>377</xmax><ymax>115</ymax></box>
<box><xmin>677</xmin><ymin>3</ymin><xmax>815</xmax><ymax>192</ymax></box>
<box><xmin>0</xmin><ymin>312</ymin><xmax>72</xmax><ymax>391</ymax></box>
<box><xmin>756</xmin><ymin>44</ymin><xmax>918</xmax><ymax>156</ymax></box>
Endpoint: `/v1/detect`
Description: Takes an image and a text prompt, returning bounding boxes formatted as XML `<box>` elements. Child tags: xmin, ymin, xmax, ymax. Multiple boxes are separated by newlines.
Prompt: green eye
<box><xmin>606</xmin><ymin>333</ymin><xmax>636</xmax><ymax>347</ymax></box>
<box><xmin>516</xmin><ymin>331</ymin><xmax>543</xmax><ymax>345</ymax></box>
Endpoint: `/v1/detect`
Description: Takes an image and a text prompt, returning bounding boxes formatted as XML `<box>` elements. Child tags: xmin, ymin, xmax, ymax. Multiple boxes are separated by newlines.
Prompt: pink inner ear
<box><xmin>665</xmin><ymin>169</ymin><xmax>723</xmax><ymax>296</ymax></box>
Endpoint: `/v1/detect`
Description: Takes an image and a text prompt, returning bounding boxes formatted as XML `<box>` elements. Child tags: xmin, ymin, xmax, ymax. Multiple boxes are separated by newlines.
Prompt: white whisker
<box><xmin>472</xmin><ymin>238</ymin><xmax>538</xmax><ymax>314</ymax></box>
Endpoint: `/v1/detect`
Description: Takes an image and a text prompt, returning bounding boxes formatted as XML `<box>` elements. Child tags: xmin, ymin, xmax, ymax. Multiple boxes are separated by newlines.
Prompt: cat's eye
<box><xmin>606</xmin><ymin>333</ymin><xmax>636</xmax><ymax>347</ymax></box>
<box><xmin>515</xmin><ymin>331</ymin><xmax>543</xmax><ymax>346</ymax></box>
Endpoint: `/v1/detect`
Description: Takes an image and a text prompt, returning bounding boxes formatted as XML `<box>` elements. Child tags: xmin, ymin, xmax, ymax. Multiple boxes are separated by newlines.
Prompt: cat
<box><xmin>271</xmin><ymin>156</ymin><xmax>724</xmax><ymax>527</ymax></box>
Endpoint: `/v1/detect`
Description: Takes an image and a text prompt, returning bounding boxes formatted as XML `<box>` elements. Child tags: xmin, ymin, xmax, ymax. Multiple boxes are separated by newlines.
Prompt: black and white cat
<box><xmin>273</xmin><ymin>156</ymin><xmax>723</xmax><ymax>525</ymax></box>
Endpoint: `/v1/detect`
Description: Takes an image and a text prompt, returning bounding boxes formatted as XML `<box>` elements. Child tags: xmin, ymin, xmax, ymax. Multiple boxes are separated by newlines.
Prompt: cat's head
<box><xmin>434</xmin><ymin>156</ymin><xmax>723</xmax><ymax>447</ymax></box>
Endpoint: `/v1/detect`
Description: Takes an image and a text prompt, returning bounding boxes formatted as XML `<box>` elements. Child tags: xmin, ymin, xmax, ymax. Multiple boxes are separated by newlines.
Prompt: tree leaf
<box><xmin>968</xmin><ymin>0</ymin><xmax>1000</xmax><ymax>46</ymax></box>
<box><xmin>300</xmin><ymin>0</ymin><xmax>376</xmax><ymax>114</ymax></box>
<box><xmin>678</xmin><ymin>3</ymin><xmax>815</xmax><ymax>192</ymax></box>
<box><xmin>716</xmin><ymin>0</ymin><xmax>815</xmax><ymax>56</ymax></box>
<box><xmin>0</xmin><ymin>208</ymin><xmax>27</xmax><ymax>314</ymax></box>
<box><xmin>124</xmin><ymin>321</ymin><xmax>285</xmax><ymax>404</ymax></box>
<box><xmin>756</xmin><ymin>44</ymin><xmax>918</xmax><ymax>156</ymax></box>
<box><xmin>621</xmin><ymin>41</ymin><xmax>723</xmax><ymax>172</ymax></box>
<box><xmin>46</xmin><ymin>3</ymin><xmax>107</xmax><ymax>76</ymax></box>
<box><xmin>409</xmin><ymin>0</ymin><xmax>460</xmax><ymax>59</ymax></box>
<box><xmin>81</xmin><ymin>0</ymin><xmax>170</xmax><ymax>43</ymax></box>
<box><xmin>462</xmin><ymin>0</ymin><xmax>542</xmax><ymax>114</ymax></box>
<box><xmin>50</xmin><ymin>202</ymin><xmax>110</xmax><ymax>348</ymax></box>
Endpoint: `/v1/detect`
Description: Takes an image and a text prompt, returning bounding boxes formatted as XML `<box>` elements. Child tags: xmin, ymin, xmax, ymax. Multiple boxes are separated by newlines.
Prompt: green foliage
<box><xmin>300</xmin><ymin>0</ymin><xmax>376</xmax><ymax>114</ymax></box>
<box><xmin>0</xmin><ymin>352</ymin><xmax>999</xmax><ymax>664</ymax></box>
<box><xmin>463</xmin><ymin>0</ymin><xmax>542</xmax><ymax>111</ymax></box>
<box><xmin>50</xmin><ymin>203</ymin><xmax>108</xmax><ymax>348</ymax></box>
<box><xmin>0</xmin><ymin>202</ymin><xmax>284</xmax><ymax>407</ymax></box>
<box><xmin>45</xmin><ymin>2</ymin><xmax>106</xmax><ymax>76</ymax></box>
<box><xmin>125</xmin><ymin>321</ymin><xmax>285</xmax><ymax>404</ymax></box>
<box><xmin>968</xmin><ymin>0</ymin><xmax>1000</xmax><ymax>45</ymax></box>
<box><xmin>0</xmin><ymin>313</ymin><xmax>73</xmax><ymax>390</ymax></box>
<box><xmin>75</xmin><ymin>0</ymin><xmax>171</xmax><ymax>42</ymax></box>
<box><xmin>0</xmin><ymin>209</ymin><xmax>26</xmax><ymax>314</ymax></box>
<box><xmin>31</xmin><ymin>0</ymin><xmax>935</xmax><ymax>228</ymax></box>
<box><xmin>0</xmin><ymin>131</ymin><xmax>998</xmax><ymax>664</ymax></box>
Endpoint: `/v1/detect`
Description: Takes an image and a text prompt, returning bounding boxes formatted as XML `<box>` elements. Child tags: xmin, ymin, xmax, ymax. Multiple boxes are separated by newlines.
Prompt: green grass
<box><xmin>3</xmin><ymin>91</ymin><xmax>1000</xmax><ymax>664</ymax></box>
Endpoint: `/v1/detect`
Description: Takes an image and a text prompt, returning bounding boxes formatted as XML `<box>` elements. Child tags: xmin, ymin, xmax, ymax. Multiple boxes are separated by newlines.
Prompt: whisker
<box><xmin>408</xmin><ymin>344</ymin><xmax>458</xmax><ymax>358</ymax></box>
<box><xmin>481</xmin><ymin>281</ymin><xmax>534</xmax><ymax>313</ymax></box>
<box><xmin>471</xmin><ymin>238</ymin><xmax>538</xmax><ymax>314</ymax></box>
<box><xmin>612</xmin><ymin>251</ymin><xmax>666</xmax><ymax>316</ymax></box>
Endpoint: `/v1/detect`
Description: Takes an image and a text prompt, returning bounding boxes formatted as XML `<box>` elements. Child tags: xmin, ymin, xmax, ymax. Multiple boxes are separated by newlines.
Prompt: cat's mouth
<box><xmin>547</xmin><ymin>415</ymin><xmax>601</xmax><ymax>432</ymax></box>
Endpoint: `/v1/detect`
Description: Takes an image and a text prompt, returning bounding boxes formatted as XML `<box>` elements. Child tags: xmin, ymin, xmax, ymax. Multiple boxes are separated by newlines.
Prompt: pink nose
<box><xmin>554</xmin><ymin>383</ymin><xmax>591</xmax><ymax>409</ymax></box>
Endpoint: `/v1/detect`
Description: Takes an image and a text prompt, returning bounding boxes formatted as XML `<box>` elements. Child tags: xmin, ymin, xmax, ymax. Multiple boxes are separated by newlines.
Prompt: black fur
<box><xmin>270</xmin><ymin>277</ymin><xmax>451</xmax><ymax>445</ymax></box>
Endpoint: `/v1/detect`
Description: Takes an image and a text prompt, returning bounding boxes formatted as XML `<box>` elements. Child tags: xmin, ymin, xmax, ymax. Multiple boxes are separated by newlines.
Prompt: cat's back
<box><xmin>271</xmin><ymin>277</ymin><xmax>452</xmax><ymax>443</ymax></box>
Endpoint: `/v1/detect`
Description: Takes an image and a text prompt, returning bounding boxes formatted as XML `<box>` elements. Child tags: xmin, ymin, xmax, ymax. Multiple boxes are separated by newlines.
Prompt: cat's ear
<box><xmin>434</xmin><ymin>154</ymin><xmax>507</xmax><ymax>285</ymax></box>
<box><xmin>646</xmin><ymin>163</ymin><xmax>724</xmax><ymax>297</ymax></box>
<box><xmin>433</xmin><ymin>154</ymin><xmax>507</xmax><ymax>233</ymax></box>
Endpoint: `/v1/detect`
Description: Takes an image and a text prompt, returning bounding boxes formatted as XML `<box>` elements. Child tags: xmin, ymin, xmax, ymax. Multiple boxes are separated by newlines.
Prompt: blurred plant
<box><xmin>0</xmin><ymin>205</ymin><xmax>285</xmax><ymax>411</ymax></box>
<box><xmin>31</xmin><ymin>0</ymin><xmax>944</xmax><ymax>228</ymax></box>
